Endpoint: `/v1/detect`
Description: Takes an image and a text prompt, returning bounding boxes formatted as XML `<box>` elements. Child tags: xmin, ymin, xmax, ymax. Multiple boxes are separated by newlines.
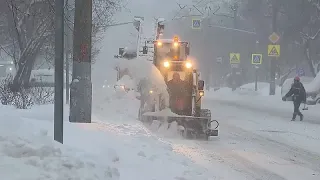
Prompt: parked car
<box><xmin>307</xmin><ymin>93</ymin><xmax>320</xmax><ymax>105</ymax></box>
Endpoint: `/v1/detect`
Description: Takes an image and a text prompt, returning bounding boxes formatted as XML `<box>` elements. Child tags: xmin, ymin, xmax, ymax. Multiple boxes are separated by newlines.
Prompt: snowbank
<box><xmin>0</xmin><ymin>102</ymin><xmax>216</xmax><ymax>179</ymax></box>
<box><xmin>0</xmin><ymin>105</ymin><xmax>120</xmax><ymax>180</ymax></box>
<box><xmin>210</xmin><ymin>82</ymin><xmax>279</xmax><ymax>97</ymax></box>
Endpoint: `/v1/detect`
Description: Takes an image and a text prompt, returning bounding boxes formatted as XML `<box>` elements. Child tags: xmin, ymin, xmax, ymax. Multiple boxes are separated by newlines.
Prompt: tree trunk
<box><xmin>303</xmin><ymin>39</ymin><xmax>317</xmax><ymax>77</ymax></box>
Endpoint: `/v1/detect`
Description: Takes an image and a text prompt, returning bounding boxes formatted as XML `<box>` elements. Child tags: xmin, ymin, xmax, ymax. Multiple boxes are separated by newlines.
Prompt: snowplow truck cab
<box><xmin>141</xmin><ymin>36</ymin><xmax>219</xmax><ymax>139</ymax></box>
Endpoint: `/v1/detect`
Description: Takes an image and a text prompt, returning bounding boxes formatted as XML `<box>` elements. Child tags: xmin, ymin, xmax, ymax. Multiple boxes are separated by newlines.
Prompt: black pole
<box><xmin>54</xmin><ymin>0</ymin><xmax>64</xmax><ymax>143</ymax></box>
<box><xmin>64</xmin><ymin>0</ymin><xmax>71</xmax><ymax>104</ymax></box>
<box><xmin>255</xmin><ymin>66</ymin><xmax>258</xmax><ymax>91</ymax></box>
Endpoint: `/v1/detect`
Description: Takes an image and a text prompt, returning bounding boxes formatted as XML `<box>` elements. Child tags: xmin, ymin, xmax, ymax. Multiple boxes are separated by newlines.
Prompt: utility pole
<box><xmin>270</xmin><ymin>0</ymin><xmax>278</xmax><ymax>95</ymax></box>
<box><xmin>69</xmin><ymin>0</ymin><xmax>92</xmax><ymax>123</ymax></box>
<box><xmin>231</xmin><ymin>3</ymin><xmax>238</xmax><ymax>91</ymax></box>
<box><xmin>54</xmin><ymin>0</ymin><xmax>64</xmax><ymax>143</ymax></box>
<box><xmin>64</xmin><ymin>0</ymin><xmax>72</xmax><ymax>104</ymax></box>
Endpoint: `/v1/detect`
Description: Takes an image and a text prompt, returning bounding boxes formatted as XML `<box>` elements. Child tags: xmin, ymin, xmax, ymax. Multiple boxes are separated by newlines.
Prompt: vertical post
<box><xmin>64</xmin><ymin>0</ymin><xmax>71</xmax><ymax>104</ymax></box>
<box><xmin>136</xmin><ymin>22</ymin><xmax>141</xmax><ymax>57</ymax></box>
<box><xmin>255</xmin><ymin>41</ymin><xmax>259</xmax><ymax>91</ymax></box>
<box><xmin>270</xmin><ymin>0</ymin><xmax>277</xmax><ymax>95</ymax></box>
<box><xmin>54</xmin><ymin>0</ymin><xmax>64</xmax><ymax>143</ymax></box>
<box><xmin>255</xmin><ymin>66</ymin><xmax>258</xmax><ymax>91</ymax></box>
<box><xmin>70</xmin><ymin>0</ymin><xmax>92</xmax><ymax>123</ymax></box>
<box><xmin>231</xmin><ymin>3</ymin><xmax>238</xmax><ymax>91</ymax></box>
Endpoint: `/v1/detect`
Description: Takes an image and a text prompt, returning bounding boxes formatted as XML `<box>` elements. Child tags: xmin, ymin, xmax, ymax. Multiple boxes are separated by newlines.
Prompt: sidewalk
<box><xmin>206</xmin><ymin>83</ymin><xmax>320</xmax><ymax>122</ymax></box>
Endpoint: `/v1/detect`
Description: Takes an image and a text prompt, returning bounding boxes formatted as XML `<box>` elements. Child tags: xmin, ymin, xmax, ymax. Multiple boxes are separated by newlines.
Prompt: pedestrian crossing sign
<box><xmin>229</xmin><ymin>53</ymin><xmax>240</xmax><ymax>64</ymax></box>
<box><xmin>268</xmin><ymin>45</ymin><xmax>280</xmax><ymax>57</ymax></box>
<box><xmin>192</xmin><ymin>19</ymin><xmax>201</xmax><ymax>29</ymax></box>
<box><xmin>251</xmin><ymin>54</ymin><xmax>262</xmax><ymax>64</ymax></box>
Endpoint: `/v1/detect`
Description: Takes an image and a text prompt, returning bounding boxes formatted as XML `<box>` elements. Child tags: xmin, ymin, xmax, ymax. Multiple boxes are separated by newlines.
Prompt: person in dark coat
<box><xmin>282</xmin><ymin>76</ymin><xmax>307</xmax><ymax>121</ymax></box>
<box><xmin>167</xmin><ymin>72</ymin><xmax>186</xmax><ymax>113</ymax></box>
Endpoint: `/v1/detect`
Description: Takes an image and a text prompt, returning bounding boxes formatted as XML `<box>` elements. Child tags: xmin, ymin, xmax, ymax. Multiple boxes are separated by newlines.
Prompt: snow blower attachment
<box><xmin>139</xmin><ymin>36</ymin><xmax>219</xmax><ymax>140</ymax></box>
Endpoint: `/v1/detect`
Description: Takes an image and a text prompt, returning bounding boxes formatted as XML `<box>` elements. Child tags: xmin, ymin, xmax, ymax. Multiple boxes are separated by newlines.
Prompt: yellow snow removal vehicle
<box><xmin>139</xmin><ymin>36</ymin><xmax>219</xmax><ymax>140</ymax></box>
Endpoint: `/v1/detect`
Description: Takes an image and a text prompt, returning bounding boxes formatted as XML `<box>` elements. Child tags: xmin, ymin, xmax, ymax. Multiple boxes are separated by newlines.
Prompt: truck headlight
<box><xmin>185</xmin><ymin>62</ymin><xmax>192</xmax><ymax>68</ymax></box>
<box><xmin>199</xmin><ymin>90</ymin><xmax>204</xmax><ymax>97</ymax></box>
<box><xmin>164</xmin><ymin>61</ymin><xmax>170</xmax><ymax>68</ymax></box>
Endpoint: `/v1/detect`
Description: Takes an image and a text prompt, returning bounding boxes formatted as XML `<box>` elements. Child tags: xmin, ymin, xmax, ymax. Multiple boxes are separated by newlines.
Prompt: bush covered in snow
<box><xmin>0</xmin><ymin>75</ymin><xmax>54</xmax><ymax>109</ymax></box>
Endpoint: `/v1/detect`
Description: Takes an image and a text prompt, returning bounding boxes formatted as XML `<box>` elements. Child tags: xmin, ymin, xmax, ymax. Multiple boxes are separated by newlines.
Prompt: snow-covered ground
<box><xmin>206</xmin><ymin>82</ymin><xmax>320</xmax><ymax>122</ymax></box>
<box><xmin>0</xmin><ymin>89</ymin><xmax>220</xmax><ymax>180</ymax></box>
<box><xmin>155</xmin><ymin>82</ymin><xmax>320</xmax><ymax>180</ymax></box>
<box><xmin>93</xmin><ymin>80</ymin><xmax>320</xmax><ymax>180</ymax></box>
<box><xmin>2</xmin><ymin>77</ymin><xmax>320</xmax><ymax>180</ymax></box>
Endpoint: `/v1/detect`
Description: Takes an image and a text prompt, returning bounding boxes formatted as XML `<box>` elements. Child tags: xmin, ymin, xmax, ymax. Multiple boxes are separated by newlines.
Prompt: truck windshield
<box><xmin>156</xmin><ymin>43</ymin><xmax>186</xmax><ymax>61</ymax></box>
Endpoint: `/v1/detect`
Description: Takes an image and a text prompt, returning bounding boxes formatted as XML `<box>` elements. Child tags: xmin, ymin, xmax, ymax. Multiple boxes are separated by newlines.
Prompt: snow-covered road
<box><xmin>163</xmin><ymin>98</ymin><xmax>320</xmax><ymax>180</ymax></box>
<box><xmin>91</xmin><ymin>87</ymin><xmax>320</xmax><ymax>179</ymax></box>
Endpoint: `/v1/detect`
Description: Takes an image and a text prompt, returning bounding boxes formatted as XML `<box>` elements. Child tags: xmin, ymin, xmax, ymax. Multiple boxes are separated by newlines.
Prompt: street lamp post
<box><xmin>255</xmin><ymin>40</ymin><xmax>259</xmax><ymax>91</ymax></box>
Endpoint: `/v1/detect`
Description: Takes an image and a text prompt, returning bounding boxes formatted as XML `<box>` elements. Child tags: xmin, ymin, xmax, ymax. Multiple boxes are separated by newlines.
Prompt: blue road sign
<box><xmin>296</xmin><ymin>68</ymin><xmax>305</xmax><ymax>76</ymax></box>
<box><xmin>251</xmin><ymin>54</ymin><xmax>262</xmax><ymax>64</ymax></box>
<box><xmin>192</xmin><ymin>19</ymin><xmax>201</xmax><ymax>29</ymax></box>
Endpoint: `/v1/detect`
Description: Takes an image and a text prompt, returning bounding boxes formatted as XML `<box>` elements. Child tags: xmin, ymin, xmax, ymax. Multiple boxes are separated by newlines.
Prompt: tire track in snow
<box><xmin>218</xmin><ymin>122</ymin><xmax>320</xmax><ymax>174</ymax></box>
<box><xmin>204</xmin><ymin>99</ymin><xmax>320</xmax><ymax>174</ymax></box>
<box><xmin>181</xmin><ymin>140</ymin><xmax>287</xmax><ymax>180</ymax></box>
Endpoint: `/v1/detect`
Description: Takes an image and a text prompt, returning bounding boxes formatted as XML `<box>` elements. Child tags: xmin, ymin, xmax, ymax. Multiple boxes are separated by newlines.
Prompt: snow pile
<box><xmin>0</xmin><ymin>105</ymin><xmax>120</xmax><ymax>180</ymax></box>
<box><xmin>209</xmin><ymin>82</ymin><xmax>280</xmax><ymax>97</ymax></box>
<box><xmin>0</xmin><ymin>102</ymin><xmax>216</xmax><ymax>180</ymax></box>
<box><xmin>95</xmin><ymin>87</ymin><xmax>139</xmax><ymax>121</ymax></box>
<box><xmin>236</xmin><ymin>82</ymin><xmax>273</xmax><ymax>96</ymax></box>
